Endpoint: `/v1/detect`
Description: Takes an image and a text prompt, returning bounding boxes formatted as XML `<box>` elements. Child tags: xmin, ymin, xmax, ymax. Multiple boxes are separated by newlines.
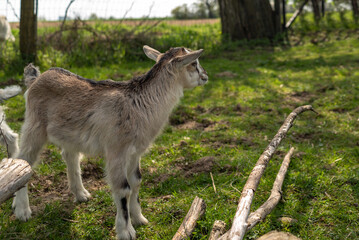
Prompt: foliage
<box><xmin>0</xmin><ymin>17</ymin><xmax>358</xmax><ymax>240</ymax></box>
<box><xmin>171</xmin><ymin>0</ymin><xmax>219</xmax><ymax>19</ymax></box>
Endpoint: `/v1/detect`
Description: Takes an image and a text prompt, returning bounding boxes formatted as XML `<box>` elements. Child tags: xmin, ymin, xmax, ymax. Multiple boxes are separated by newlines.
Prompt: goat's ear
<box><xmin>172</xmin><ymin>49</ymin><xmax>204</xmax><ymax>67</ymax></box>
<box><xmin>143</xmin><ymin>45</ymin><xmax>161</xmax><ymax>61</ymax></box>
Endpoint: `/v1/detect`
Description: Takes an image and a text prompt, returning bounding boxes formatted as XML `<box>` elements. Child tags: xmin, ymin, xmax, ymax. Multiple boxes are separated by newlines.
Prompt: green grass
<box><xmin>0</xmin><ymin>21</ymin><xmax>359</xmax><ymax>239</ymax></box>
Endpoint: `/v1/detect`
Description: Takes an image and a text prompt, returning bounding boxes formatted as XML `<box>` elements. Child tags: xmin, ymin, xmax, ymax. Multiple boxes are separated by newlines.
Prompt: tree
<box><xmin>351</xmin><ymin>0</ymin><xmax>359</xmax><ymax>21</ymax></box>
<box><xmin>171</xmin><ymin>0</ymin><xmax>219</xmax><ymax>19</ymax></box>
<box><xmin>171</xmin><ymin>4</ymin><xmax>192</xmax><ymax>19</ymax></box>
<box><xmin>218</xmin><ymin>0</ymin><xmax>281</xmax><ymax>41</ymax></box>
<box><xmin>311</xmin><ymin>0</ymin><xmax>321</xmax><ymax>22</ymax></box>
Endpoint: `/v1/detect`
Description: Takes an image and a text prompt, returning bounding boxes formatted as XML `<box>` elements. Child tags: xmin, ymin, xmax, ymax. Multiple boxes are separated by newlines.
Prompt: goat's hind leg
<box><xmin>12</xmin><ymin>124</ymin><xmax>46</xmax><ymax>221</ymax></box>
<box><xmin>62</xmin><ymin>150</ymin><xmax>91</xmax><ymax>202</ymax></box>
<box><xmin>127</xmin><ymin>155</ymin><xmax>148</xmax><ymax>226</ymax></box>
<box><xmin>107</xmin><ymin>152</ymin><xmax>136</xmax><ymax>240</ymax></box>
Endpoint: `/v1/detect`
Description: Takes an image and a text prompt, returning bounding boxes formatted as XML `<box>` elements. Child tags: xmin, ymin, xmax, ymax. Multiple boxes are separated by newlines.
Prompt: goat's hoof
<box><xmin>14</xmin><ymin>206</ymin><xmax>32</xmax><ymax>221</ymax></box>
<box><xmin>117</xmin><ymin>225</ymin><xmax>136</xmax><ymax>240</ymax></box>
<box><xmin>75</xmin><ymin>189</ymin><xmax>91</xmax><ymax>202</ymax></box>
<box><xmin>131</xmin><ymin>214</ymin><xmax>149</xmax><ymax>226</ymax></box>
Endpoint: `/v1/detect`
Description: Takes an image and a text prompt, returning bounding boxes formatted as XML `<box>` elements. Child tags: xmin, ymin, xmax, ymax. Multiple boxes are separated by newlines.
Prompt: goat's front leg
<box><xmin>107</xmin><ymin>154</ymin><xmax>136</xmax><ymax>240</ymax></box>
<box><xmin>127</xmin><ymin>154</ymin><xmax>148</xmax><ymax>226</ymax></box>
<box><xmin>62</xmin><ymin>150</ymin><xmax>91</xmax><ymax>202</ymax></box>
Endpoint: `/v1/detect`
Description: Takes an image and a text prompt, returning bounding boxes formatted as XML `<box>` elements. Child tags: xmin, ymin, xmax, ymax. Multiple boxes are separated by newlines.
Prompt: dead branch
<box><xmin>61</xmin><ymin>0</ymin><xmax>76</xmax><ymax>31</ymax></box>
<box><xmin>218</xmin><ymin>105</ymin><xmax>316</xmax><ymax>240</ymax></box>
<box><xmin>286</xmin><ymin>0</ymin><xmax>309</xmax><ymax>29</ymax></box>
<box><xmin>209</xmin><ymin>220</ymin><xmax>226</xmax><ymax>240</ymax></box>
<box><xmin>120</xmin><ymin>1</ymin><xmax>135</xmax><ymax>24</ymax></box>
<box><xmin>172</xmin><ymin>196</ymin><xmax>206</xmax><ymax>240</ymax></box>
<box><xmin>0</xmin><ymin>158</ymin><xmax>32</xmax><ymax>204</ymax></box>
<box><xmin>246</xmin><ymin>147</ymin><xmax>295</xmax><ymax>231</ymax></box>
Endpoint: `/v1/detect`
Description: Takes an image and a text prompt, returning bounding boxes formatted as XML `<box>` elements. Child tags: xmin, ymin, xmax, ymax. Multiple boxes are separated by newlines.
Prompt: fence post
<box><xmin>20</xmin><ymin>0</ymin><xmax>37</xmax><ymax>62</ymax></box>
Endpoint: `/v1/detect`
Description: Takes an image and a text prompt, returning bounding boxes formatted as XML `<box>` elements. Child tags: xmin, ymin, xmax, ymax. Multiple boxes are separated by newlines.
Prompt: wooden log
<box><xmin>257</xmin><ymin>230</ymin><xmax>301</xmax><ymax>240</ymax></box>
<box><xmin>219</xmin><ymin>105</ymin><xmax>316</xmax><ymax>240</ymax></box>
<box><xmin>209</xmin><ymin>220</ymin><xmax>226</xmax><ymax>240</ymax></box>
<box><xmin>0</xmin><ymin>158</ymin><xmax>32</xmax><ymax>204</ymax></box>
<box><xmin>172</xmin><ymin>196</ymin><xmax>206</xmax><ymax>240</ymax></box>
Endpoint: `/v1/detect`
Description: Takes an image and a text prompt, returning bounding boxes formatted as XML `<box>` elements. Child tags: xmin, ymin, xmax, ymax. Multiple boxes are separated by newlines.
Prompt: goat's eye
<box><xmin>191</xmin><ymin>62</ymin><xmax>197</xmax><ymax>67</ymax></box>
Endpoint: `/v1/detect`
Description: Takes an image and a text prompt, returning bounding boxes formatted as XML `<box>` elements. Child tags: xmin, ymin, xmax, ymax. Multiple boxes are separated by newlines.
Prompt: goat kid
<box><xmin>13</xmin><ymin>46</ymin><xmax>208</xmax><ymax>239</ymax></box>
<box><xmin>0</xmin><ymin>85</ymin><xmax>21</xmax><ymax>157</ymax></box>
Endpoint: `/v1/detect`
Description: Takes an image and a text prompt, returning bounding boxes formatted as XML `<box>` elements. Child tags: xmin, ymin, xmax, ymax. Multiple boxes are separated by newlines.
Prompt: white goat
<box><xmin>0</xmin><ymin>16</ymin><xmax>15</xmax><ymax>42</ymax></box>
<box><xmin>13</xmin><ymin>46</ymin><xmax>208</xmax><ymax>240</ymax></box>
<box><xmin>0</xmin><ymin>85</ymin><xmax>21</xmax><ymax>157</ymax></box>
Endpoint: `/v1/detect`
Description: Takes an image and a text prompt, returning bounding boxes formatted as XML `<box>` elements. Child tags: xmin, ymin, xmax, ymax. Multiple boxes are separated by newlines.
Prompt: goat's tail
<box><xmin>0</xmin><ymin>85</ymin><xmax>22</xmax><ymax>101</ymax></box>
<box><xmin>24</xmin><ymin>63</ymin><xmax>41</xmax><ymax>88</ymax></box>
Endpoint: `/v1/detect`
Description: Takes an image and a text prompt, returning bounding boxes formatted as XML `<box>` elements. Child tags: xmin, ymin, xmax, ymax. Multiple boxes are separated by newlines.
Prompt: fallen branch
<box><xmin>172</xmin><ymin>196</ymin><xmax>206</xmax><ymax>240</ymax></box>
<box><xmin>209</xmin><ymin>220</ymin><xmax>226</xmax><ymax>240</ymax></box>
<box><xmin>286</xmin><ymin>0</ymin><xmax>309</xmax><ymax>29</ymax></box>
<box><xmin>0</xmin><ymin>158</ymin><xmax>32</xmax><ymax>204</ymax></box>
<box><xmin>218</xmin><ymin>105</ymin><xmax>316</xmax><ymax>240</ymax></box>
<box><xmin>246</xmin><ymin>147</ymin><xmax>295</xmax><ymax>230</ymax></box>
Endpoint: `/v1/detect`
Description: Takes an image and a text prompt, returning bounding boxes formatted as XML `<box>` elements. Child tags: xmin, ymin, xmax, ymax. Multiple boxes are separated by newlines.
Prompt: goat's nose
<box><xmin>201</xmin><ymin>74</ymin><xmax>208</xmax><ymax>81</ymax></box>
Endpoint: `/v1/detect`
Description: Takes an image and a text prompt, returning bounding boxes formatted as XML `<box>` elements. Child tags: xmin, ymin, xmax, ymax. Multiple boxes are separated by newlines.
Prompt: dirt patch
<box><xmin>170</xmin><ymin>106</ymin><xmax>196</xmax><ymax>126</ymax></box>
<box><xmin>176</xmin><ymin>118</ymin><xmax>217</xmax><ymax>131</ymax></box>
<box><xmin>215</xmin><ymin>71</ymin><xmax>238</xmax><ymax>78</ymax></box>
<box><xmin>148</xmin><ymin>156</ymin><xmax>237</xmax><ymax>184</ymax></box>
<box><xmin>202</xmin><ymin>136</ymin><xmax>257</xmax><ymax>149</ymax></box>
<box><xmin>0</xmin><ymin>78</ymin><xmax>23</xmax><ymax>88</ymax></box>
<box><xmin>287</xmin><ymin>91</ymin><xmax>316</xmax><ymax>104</ymax></box>
<box><xmin>176</xmin><ymin>156</ymin><xmax>216</xmax><ymax>177</ymax></box>
<box><xmin>147</xmin><ymin>194</ymin><xmax>172</xmax><ymax>203</ymax></box>
<box><xmin>82</xmin><ymin>160</ymin><xmax>105</xmax><ymax>180</ymax></box>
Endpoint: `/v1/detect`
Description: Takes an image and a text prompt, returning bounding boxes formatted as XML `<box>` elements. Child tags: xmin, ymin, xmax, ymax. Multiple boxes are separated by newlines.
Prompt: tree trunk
<box><xmin>274</xmin><ymin>0</ymin><xmax>281</xmax><ymax>34</ymax></box>
<box><xmin>205</xmin><ymin>0</ymin><xmax>215</xmax><ymax>19</ymax></box>
<box><xmin>20</xmin><ymin>0</ymin><xmax>37</xmax><ymax>62</ymax></box>
<box><xmin>0</xmin><ymin>158</ymin><xmax>32</xmax><ymax>204</ymax></box>
<box><xmin>311</xmin><ymin>0</ymin><xmax>321</xmax><ymax>22</ymax></box>
<box><xmin>218</xmin><ymin>0</ymin><xmax>278</xmax><ymax>41</ymax></box>
<box><xmin>352</xmin><ymin>0</ymin><xmax>359</xmax><ymax>21</ymax></box>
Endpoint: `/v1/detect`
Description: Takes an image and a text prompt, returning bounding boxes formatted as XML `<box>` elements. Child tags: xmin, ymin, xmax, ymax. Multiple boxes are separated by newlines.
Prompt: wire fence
<box><xmin>0</xmin><ymin>0</ymin><xmax>208</xmax><ymax>22</ymax></box>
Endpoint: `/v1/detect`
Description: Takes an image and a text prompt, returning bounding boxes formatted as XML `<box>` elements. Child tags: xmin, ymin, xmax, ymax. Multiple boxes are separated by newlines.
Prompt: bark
<box><xmin>20</xmin><ymin>0</ymin><xmax>37</xmax><ymax>62</ymax></box>
<box><xmin>218</xmin><ymin>0</ymin><xmax>278</xmax><ymax>41</ymax></box>
<box><xmin>274</xmin><ymin>0</ymin><xmax>281</xmax><ymax>34</ymax></box>
<box><xmin>208</xmin><ymin>220</ymin><xmax>226</xmax><ymax>240</ymax></box>
<box><xmin>311</xmin><ymin>0</ymin><xmax>321</xmax><ymax>22</ymax></box>
<box><xmin>172</xmin><ymin>196</ymin><xmax>206</xmax><ymax>240</ymax></box>
<box><xmin>352</xmin><ymin>0</ymin><xmax>359</xmax><ymax>21</ymax></box>
<box><xmin>218</xmin><ymin>105</ymin><xmax>316</xmax><ymax>240</ymax></box>
<box><xmin>0</xmin><ymin>158</ymin><xmax>32</xmax><ymax>204</ymax></box>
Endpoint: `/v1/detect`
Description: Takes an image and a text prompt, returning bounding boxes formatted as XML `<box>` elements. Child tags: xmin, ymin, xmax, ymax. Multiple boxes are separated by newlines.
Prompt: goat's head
<box><xmin>143</xmin><ymin>45</ymin><xmax>208</xmax><ymax>89</ymax></box>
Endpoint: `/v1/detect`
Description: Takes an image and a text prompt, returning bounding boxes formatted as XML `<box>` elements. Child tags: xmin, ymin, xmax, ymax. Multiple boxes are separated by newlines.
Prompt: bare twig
<box><xmin>219</xmin><ymin>105</ymin><xmax>316</xmax><ymax>240</ymax></box>
<box><xmin>120</xmin><ymin>1</ymin><xmax>135</xmax><ymax>24</ymax></box>
<box><xmin>172</xmin><ymin>196</ymin><xmax>206</xmax><ymax>240</ymax></box>
<box><xmin>210</xmin><ymin>172</ymin><xmax>217</xmax><ymax>194</ymax></box>
<box><xmin>246</xmin><ymin>147</ymin><xmax>295</xmax><ymax>231</ymax></box>
<box><xmin>6</xmin><ymin>0</ymin><xmax>20</xmax><ymax>21</ymax></box>
<box><xmin>61</xmin><ymin>0</ymin><xmax>76</xmax><ymax>31</ymax></box>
